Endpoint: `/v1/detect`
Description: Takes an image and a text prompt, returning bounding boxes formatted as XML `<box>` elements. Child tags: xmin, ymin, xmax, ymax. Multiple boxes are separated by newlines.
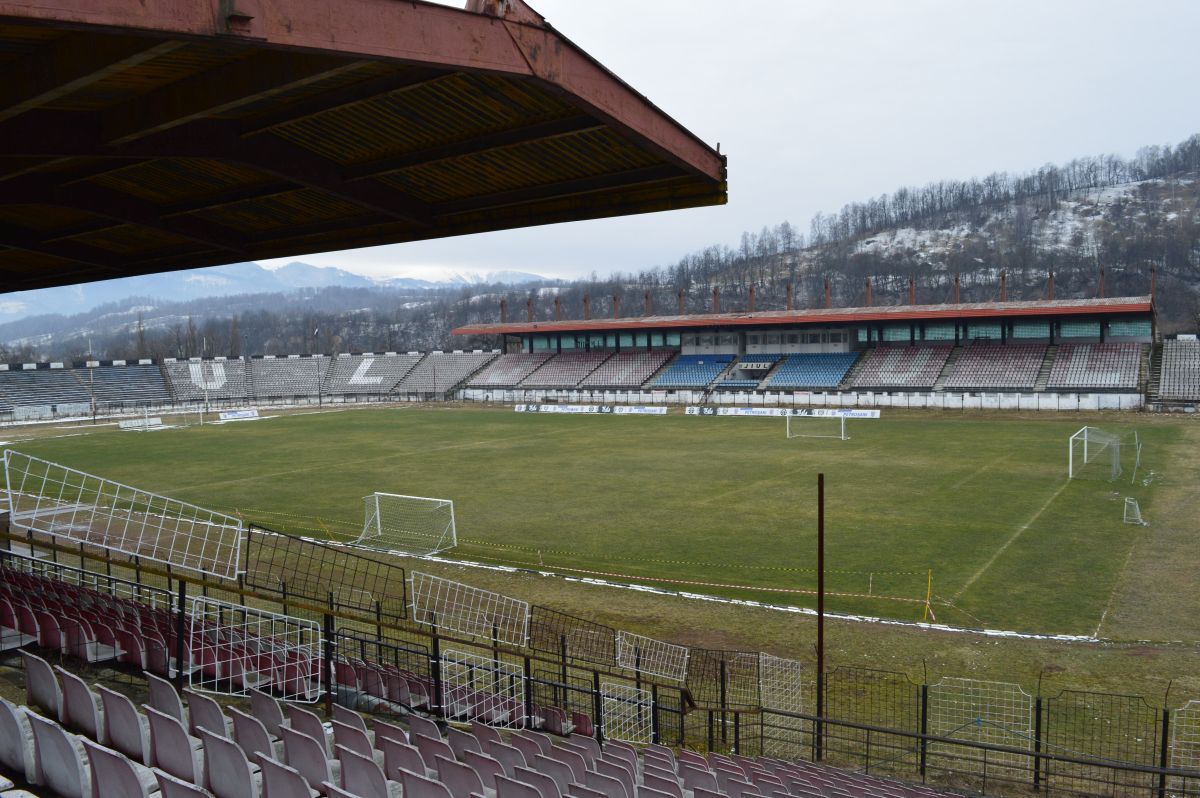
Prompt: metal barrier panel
<box><xmin>410</xmin><ymin>572</ymin><xmax>529</xmax><ymax>647</ymax></box>
<box><xmin>189</xmin><ymin>596</ymin><xmax>322</xmax><ymax>701</ymax></box>
<box><xmin>927</xmin><ymin>678</ymin><xmax>1033</xmax><ymax>780</ymax></box>
<box><xmin>616</xmin><ymin>631</ymin><xmax>688</xmax><ymax>683</ymax></box>
<box><xmin>441</xmin><ymin>648</ymin><xmax>525</xmax><ymax>728</ymax></box>
<box><xmin>244</xmin><ymin>526</ymin><xmax>407</xmax><ymax>622</ymax></box>
<box><xmin>760</xmin><ymin>653</ymin><xmax>808</xmax><ymax>758</ymax></box>
<box><xmin>5</xmin><ymin>450</ymin><xmax>244</xmax><ymax>580</ymax></box>
<box><xmin>602</xmin><ymin>682</ymin><xmax>653</xmax><ymax>745</ymax></box>
<box><xmin>1171</xmin><ymin>701</ymin><xmax>1200</xmax><ymax>797</ymax></box>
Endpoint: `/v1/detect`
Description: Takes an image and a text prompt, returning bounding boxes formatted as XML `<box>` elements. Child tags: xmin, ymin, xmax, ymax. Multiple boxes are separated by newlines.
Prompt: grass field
<box><xmin>1</xmin><ymin>404</ymin><xmax>1189</xmax><ymax>641</ymax></box>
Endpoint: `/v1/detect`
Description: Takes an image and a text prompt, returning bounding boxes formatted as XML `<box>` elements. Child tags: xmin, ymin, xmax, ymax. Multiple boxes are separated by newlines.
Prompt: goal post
<box><xmin>784</xmin><ymin>408</ymin><xmax>876</xmax><ymax>440</ymax></box>
<box><xmin>786</xmin><ymin>413</ymin><xmax>847</xmax><ymax>440</ymax></box>
<box><xmin>1068</xmin><ymin>426</ymin><xmax>1142</xmax><ymax>482</ymax></box>
<box><xmin>357</xmin><ymin>492</ymin><xmax>456</xmax><ymax>556</ymax></box>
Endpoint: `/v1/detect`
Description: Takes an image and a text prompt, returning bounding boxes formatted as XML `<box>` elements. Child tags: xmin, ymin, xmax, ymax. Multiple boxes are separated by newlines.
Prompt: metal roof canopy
<box><xmin>452</xmin><ymin>297</ymin><xmax>1155</xmax><ymax>336</ymax></box>
<box><xmin>0</xmin><ymin>0</ymin><xmax>726</xmax><ymax>291</ymax></box>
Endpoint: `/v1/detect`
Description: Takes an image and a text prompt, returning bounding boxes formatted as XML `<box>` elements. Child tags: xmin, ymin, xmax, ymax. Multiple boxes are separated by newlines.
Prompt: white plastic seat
<box><xmin>96</xmin><ymin>683</ymin><xmax>151</xmax><ymax>765</ymax></box>
<box><xmin>497</xmin><ymin>775</ymin><xmax>545</xmax><ymax>798</ymax></box>
<box><xmin>231</xmin><ymin>706</ymin><xmax>284</xmax><ymax>765</ymax></box>
<box><xmin>379</xmin><ymin>736</ymin><xmax>435</xmax><ymax>780</ymax></box>
<box><xmin>144</xmin><ymin>704</ymin><xmax>206</xmax><ymax>785</ymax></box>
<box><xmin>549</xmin><ymin>748</ymin><xmax>587</xmax><ymax>783</ymax></box>
<box><xmin>437</xmin><ymin>753</ymin><xmax>497</xmax><ymax>798</ymax></box>
<box><xmin>413</xmin><ymin>733</ymin><xmax>454</xmax><ymax>770</ymax></box>
<box><xmin>287</xmin><ymin>705</ymin><xmax>332</xmax><ymax>754</ymax></box>
<box><xmin>250</xmin><ymin>689</ymin><xmax>289</xmax><ymax>739</ymax></box>
<box><xmin>532</xmin><ymin>755</ymin><xmax>574</xmax><ymax>798</ymax></box>
<box><xmin>278</xmin><ymin>725</ymin><xmax>340</xmax><ymax>795</ymax></box>
<box><xmin>399</xmin><ymin>768</ymin><xmax>457</xmax><ymax>798</ymax></box>
<box><xmin>81</xmin><ymin>738</ymin><xmax>160</xmax><ymax>798</ymax></box>
<box><xmin>486</xmin><ymin>741</ymin><xmax>528</xmax><ymax>778</ymax></box>
<box><xmin>641</xmin><ymin>773</ymin><xmax>682</xmax><ymax>798</ymax></box>
<box><xmin>372</xmin><ymin>718</ymin><xmax>408</xmax><ymax>746</ymax></box>
<box><xmin>593</xmin><ymin>758</ymin><xmax>634</xmax><ymax>798</ymax></box>
<box><xmin>331</xmin><ymin>719</ymin><xmax>384</xmax><ymax>768</ymax></box>
<box><xmin>463</xmin><ymin>749</ymin><xmax>505</xmax><ymax>790</ymax></box>
<box><xmin>331</xmin><ymin>704</ymin><xmax>374</xmax><ymax>743</ymax></box>
<box><xmin>26</xmin><ymin>710</ymin><xmax>91</xmax><ymax>798</ymax></box>
<box><xmin>513</xmin><ymin>766</ymin><xmax>562</xmax><ymax>798</ymax></box>
<box><xmin>55</xmin><ymin>665</ymin><xmax>105</xmax><ymax>743</ymax></box>
<box><xmin>199</xmin><ymin>726</ymin><xmax>263</xmax><ymax>798</ymax></box>
<box><xmin>19</xmin><ymin>650</ymin><xmax>61</xmax><ymax>717</ymax></box>
<box><xmin>584</xmin><ymin>770</ymin><xmax>628</xmax><ymax>798</ymax></box>
<box><xmin>184</xmin><ymin>689</ymin><xmax>234</xmax><ymax>738</ymax></box>
<box><xmin>470</xmin><ymin>721</ymin><xmax>503</xmax><ymax>747</ymax></box>
<box><xmin>336</xmin><ymin>745</ymin><xmax>402</xmax><ymax>798</ymax></box>
<box><xmin>0</xmin><ymin>697</ymin><xmax>38</xmax><ymax>784</ymax></box>
<box><xmin>407</xmin><ymin>714</ymin><xmax>442</xmax><ymax>740</ymax></box>
<box><xmin>637</xmin><ymin>787</ymin><xmax>678</xmax><ymax>798</ymax></box>
<box><xmin>568</xmin><ymin>784</ymin><xmax>607</xmax><ymax>798</ymax></box>
<box><xmin>258</xmin><ymin>754</ymin><xmax>320</xmax><ymax>798</ymax></box>
<box><xmin>147</xmin><ymin>672</ymin><xmax>188</xmax><ymax>725</ymax></box>
<box><xmin>156</xmin><ymin>770</ymin><xmax>217</xmax><ymax>798</ymax></box>
<box><xmin>448</xmin><ymin>726</ymin><xmax>484</xmax><ymax>759</ymax></box>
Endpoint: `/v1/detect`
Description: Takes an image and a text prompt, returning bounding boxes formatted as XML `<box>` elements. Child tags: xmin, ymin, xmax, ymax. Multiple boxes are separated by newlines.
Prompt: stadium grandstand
<box><xmin>2</xmin><ymin>296</ymin><xmax>1186</xmax><ymax>421</ymax></box>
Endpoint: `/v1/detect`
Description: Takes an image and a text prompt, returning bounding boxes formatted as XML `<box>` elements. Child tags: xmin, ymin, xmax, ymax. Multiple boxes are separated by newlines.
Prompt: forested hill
<box><xmin>4</xmin><ymin>134</ymin><xmax>1198</xmax><ymax>361</ymax></box>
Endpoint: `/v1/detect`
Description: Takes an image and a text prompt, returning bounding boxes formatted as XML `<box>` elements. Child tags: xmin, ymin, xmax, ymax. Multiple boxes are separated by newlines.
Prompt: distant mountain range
<box><xmin>0</xmin><ymin>261</ymin><xmax>546</xmax><ymax>325</ymax></box>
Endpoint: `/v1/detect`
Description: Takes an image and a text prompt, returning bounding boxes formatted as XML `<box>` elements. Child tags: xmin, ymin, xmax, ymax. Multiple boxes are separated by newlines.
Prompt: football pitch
<box><xmin>2</xmin><ymin>404</ymin><xmax>1191</xmax><ymax>640</ymax></box>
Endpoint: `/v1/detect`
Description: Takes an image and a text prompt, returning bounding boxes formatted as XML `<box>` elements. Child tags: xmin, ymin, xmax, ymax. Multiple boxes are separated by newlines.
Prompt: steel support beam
<box><xmin>102</xmin><ymin>51</ymin><xmax>371</xmax><ymax>144</ymax></box>
<box><xmin>0</xmin><ymin>35</ymin><xmax>185</xmax><ymax>123</ymax></box>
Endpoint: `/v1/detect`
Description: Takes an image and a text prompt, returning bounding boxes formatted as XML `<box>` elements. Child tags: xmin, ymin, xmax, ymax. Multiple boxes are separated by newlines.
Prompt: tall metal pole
<box><xmin>816</xmin><ymin>472</ymin><xmax>826</xmax><ymax>760</ymax></box>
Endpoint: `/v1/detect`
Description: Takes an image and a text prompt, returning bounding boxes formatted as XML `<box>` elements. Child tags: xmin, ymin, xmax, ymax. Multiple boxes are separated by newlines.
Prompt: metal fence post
<box><xmin>815</xmin><ymin>671</ymin><xmax>824</xmax><ymax>762</ymax></box>
<box><xmin>524</xmin><ymin>656</ymin><xmax>534</xmax><ymax>728</ymax></box>
<box><xmin>1034</xmin><ymin>697</ymin><xmax>1043</xmax><ymax>791</ymax></box>
<box><xmin>323</xmin><ymin>610</ymin><xmax>334</xmax><ymax>717</ymax></box>
<box><xmin>720</xmin><ymin>659</ymin><xmax>728</xmax><ymax>746</ymax></box>
<box><xmin>1159</xmin><ymin>709</ymin><xmax>1171</xmax><ymax>798</ymax></box>
<box><xmin>920</xmin><ymin>684</ymin><xmax>929</xmax><ymax>780</ymax></box>
<box><xmin>173</xmin><ymin>579</ymin><xmax>188</xmax><ymax>690</ymax></box>
<box><xmin>651</xmin><ymin>684</ymin><xmax>660</xmax><ymax>744</ymax></box>
<box><xmin>592</xmin><ymin>671</ymin><xmax>604</xmax><ymax>745</ymax></box>
<box><xmin>431</xmin><ymin>618</ymin><xmax>444</xmax><ymax>719</ymax></box>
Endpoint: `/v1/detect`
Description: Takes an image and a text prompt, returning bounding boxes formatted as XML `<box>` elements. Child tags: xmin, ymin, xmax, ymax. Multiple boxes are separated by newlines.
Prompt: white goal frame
<box><xmin>786</xmin><ymin>414</ymin><xmax>848</xmax><ymax>440</ymax></box>
<box><xmin>1068</xmin><ymin>426</ymin><xmax>1141</xmax><ymax>483</ymax></box>
<box><xmin>357</xmin><ymin>492</ymin><xmax>456</xmax><ymax>556</ymax></box>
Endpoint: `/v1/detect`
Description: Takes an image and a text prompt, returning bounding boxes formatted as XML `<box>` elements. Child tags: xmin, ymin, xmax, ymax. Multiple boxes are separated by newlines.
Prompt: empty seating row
<box><xmin>163</xmin><ymin>360</ymin><xmax>250</xmax><ymax>402</ymax></box>
<box><xmin>1047</xmin><ymin>343</ymin><xmax>1141</xmax><ymax>390</ymax></box>
<box><xmin>652</xmin><ymin>355</ymin><xmax>735</xmax><ymax>389</ymax></box>
<box><xmin>251</xmin><ymin>357</ymin><xmax>330</xmax><ymax>399</ymax></box>
<box><xmin>0</xmin><ymin>367</ymin><xmax>91</xmax><ymax>407</ymax></box>
<box><xmin>942</xmin><ymin>344</ymin><xmax>1046</xmax><ymax>390</ymax></box>
<box><xmin>324</xmin><ymin>354</ymin><xmax>424</xmax><ymax>395</ymax></box>
<box><xmin>468</xmin><ymin>354</ymin><xmax>553</xmax><ymax>388</ymax></box>
<box><xmin>848</xmin><ymin>346</ymin><xmax>952</xmax><ymax>389</ymax></box>
<box><xmin>521</xmin><ymin>352</ymin><xmax>613</xmax><ymax>388</ymax></box>
<box><xmin>766</xmin><ymin>353</ymin><xmax>860</xmax><ymax>390</ymax></box>
<box><xmin>79</xmin><ymin>364</ymin><xmax>173</xmax><ymax>406</ymax></box>
<box><xmin>1159</xmin><ymin>339</ymin><xmax>1200</xmax><ymax>400</ymax></box>
<box><xmin>395</xmin><ymin>352</ymin><xmax>498</xmax><ymax>394</ymax></box>
<box><xmin>578</xmin><ymin>350</ymin><xmax>676</xmax><ymax>389</ymax></box>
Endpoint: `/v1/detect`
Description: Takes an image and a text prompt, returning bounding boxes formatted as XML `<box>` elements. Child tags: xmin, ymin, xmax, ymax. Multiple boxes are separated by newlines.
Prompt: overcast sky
<box><xmin>261</xmin><ymin>0</ymin><xmax>1200</xmax><ymax>282</ymax></box>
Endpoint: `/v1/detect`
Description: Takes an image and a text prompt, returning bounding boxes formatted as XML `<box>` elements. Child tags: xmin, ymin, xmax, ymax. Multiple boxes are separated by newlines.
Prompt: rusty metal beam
<box><xmin>437</xmin><ymin>164</ymin><xmax>682</xmax><ymax>216</ymax></box>
<box><xmin>344</xmin><ymin>115</ymin><xmax>603</xmax><ymax>181</ymax></box>
<box><xmin>237</xmin><ymin>67</ymin><xmax>450</xmax><ymax>136</ymax></box>
<box><xmin>0</xmin><ymin>34</ymin><xmax>185</xmax><ymax>123</ymax></box>
<box><xmin>0</xmin><ymin>177</ymin><xmax>248</xmax><ymax>254</ymax></box>
<box><xmin>0</xmin><ymin>112</ymin><xmax>432</xmax><ymax>226</ymax></box>
<box><xmin>0</xmin><ymin>221</ymin><xmax>124</xmax><ymax>269</ymax></box>
<box><xmin>103</xmin><ymin>51</ymin><xmax>370</xmax><ymax>144</ymax></box>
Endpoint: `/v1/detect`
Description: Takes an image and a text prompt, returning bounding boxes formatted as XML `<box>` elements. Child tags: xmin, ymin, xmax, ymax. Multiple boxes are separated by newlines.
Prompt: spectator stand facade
<box><xmin>455</xmin><ymin>297</ymin><xmax>1157</xmax><ymax>412</ymax></box>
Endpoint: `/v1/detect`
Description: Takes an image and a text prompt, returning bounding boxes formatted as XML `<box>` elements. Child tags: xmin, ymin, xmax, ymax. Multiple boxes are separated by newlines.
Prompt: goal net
<box><xmin>357</xmin><ymin>492</ymin><xmax>456</xmax><ymax>556</ymax></box>
<box><xmin>1068</xmin><ymin>426</ymin><xmax>1142</xmax><ymax>483</ymax></box>
<box><xmin>786</xmin><ymin>412</ymin><xmax>848</xmax><ymax>440</ymax></box>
